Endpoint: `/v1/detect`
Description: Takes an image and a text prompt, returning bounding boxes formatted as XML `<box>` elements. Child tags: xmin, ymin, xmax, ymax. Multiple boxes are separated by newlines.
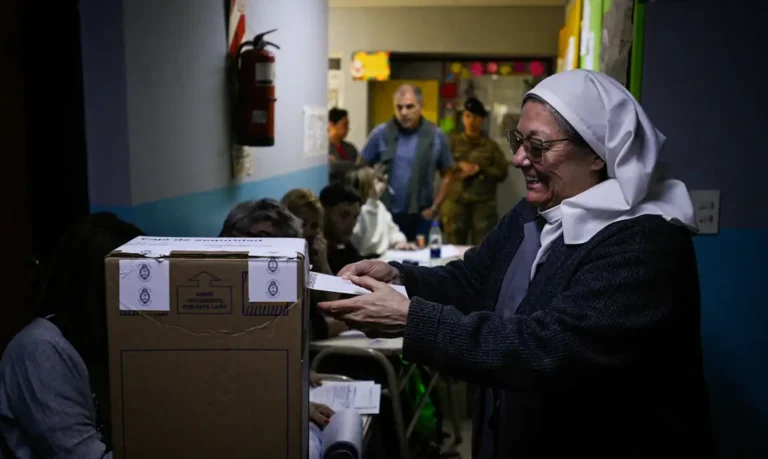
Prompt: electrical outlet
<box><xmin>689</xmin><ymin>190</ymin><xmax>720</xmax><ymax>234</ymax></box>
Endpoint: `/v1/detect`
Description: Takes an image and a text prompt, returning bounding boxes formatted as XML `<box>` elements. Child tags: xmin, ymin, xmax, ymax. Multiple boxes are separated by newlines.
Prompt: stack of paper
<box><xmin>310</xmin><ymin>381</ymin><xmax>381</xmax><ymax>415</ymax></box>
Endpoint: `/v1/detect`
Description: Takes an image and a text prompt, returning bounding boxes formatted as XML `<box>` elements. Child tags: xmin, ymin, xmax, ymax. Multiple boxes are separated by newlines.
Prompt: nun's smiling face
<box><xmin>511</xmin><ymin>100</ymin><xmax>605</xmax><ymax>209</ymax></box>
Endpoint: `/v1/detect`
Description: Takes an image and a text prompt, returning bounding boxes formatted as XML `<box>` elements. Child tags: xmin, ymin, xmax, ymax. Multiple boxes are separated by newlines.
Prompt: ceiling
<box><xmin>330</xmin><ymin>0</ymin><xmax>566</xmax><ymax>7</ymax></box>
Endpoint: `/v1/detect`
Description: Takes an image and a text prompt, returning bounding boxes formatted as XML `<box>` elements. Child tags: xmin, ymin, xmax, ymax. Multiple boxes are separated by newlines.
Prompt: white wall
<box><xmin>123</xmin><ymin>0</ymin><xmax>231</xmax><ymax>205</ymax></box>
<box><xmin>123</xmin><ymin>0</ymin><xmax>328</xmax><ymax>205</ymax></box>
<box><xmin>82</xmin><ymin>0</ymin><xmax>328</xmax><ymax>236</ymax></box>
<box><xmin>329</xmin><ymin>6</ymin><xmax>563</xmax><ymax>147</ymax></box>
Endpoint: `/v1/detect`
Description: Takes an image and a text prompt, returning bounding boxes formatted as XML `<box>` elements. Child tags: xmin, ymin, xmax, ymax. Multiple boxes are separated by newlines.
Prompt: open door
<box><xmin>368</xmin><ymin>79</ymin><xmax>440</xmax><ymax>132</ymax></box>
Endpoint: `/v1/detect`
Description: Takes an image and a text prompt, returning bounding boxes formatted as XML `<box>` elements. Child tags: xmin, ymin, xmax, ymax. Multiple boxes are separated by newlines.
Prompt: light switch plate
<box><xmin>689</xmin><ymin>190</ymin><xmax>720</xmax><ymax>234</ymax></box>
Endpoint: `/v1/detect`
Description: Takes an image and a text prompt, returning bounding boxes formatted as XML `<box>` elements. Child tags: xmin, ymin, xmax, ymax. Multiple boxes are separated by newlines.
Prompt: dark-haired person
<box><xmin>281</xmin><ymin>189</ymin><xmax>348</xmax><ymax>340</ymax></box>
<box><xmin>218</xmin><ymin>198</ymin><xmax>303</xmax><ymax>238</ymax></box>
<box><xmin>0</xmin><ymin>212</ymin><xmax>143</xmax><ymax>458</ymax></box>
<box><xmin>327</xmin><ymin>107</ymin><xmax>358</xmax><ymax>164</ymax></box>
<box><xmin>319</xmin><ymin>183</ymin><xmax>364</xmax><ymax>275</ymax></box>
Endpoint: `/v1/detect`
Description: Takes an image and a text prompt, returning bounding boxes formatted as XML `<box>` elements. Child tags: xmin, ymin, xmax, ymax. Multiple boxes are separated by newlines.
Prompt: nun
<box><xmin>318</xmin><ymin>70</ymin><xmax>713</xmax><ymax>457</ymax></box>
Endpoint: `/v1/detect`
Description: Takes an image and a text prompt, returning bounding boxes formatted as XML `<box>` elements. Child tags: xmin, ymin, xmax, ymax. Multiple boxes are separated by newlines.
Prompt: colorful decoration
<box><xmin>500</xmin><ymin>64</ymin><xmax>512</xmax><ymax>75</ymax></box>
<box><xmin>529</xmin><ymin>61</ymin><xmax>545</xmax><ymax>77</ymax></box>
<box><xmin>470</xmin><ymin>61</ymin><xmax>484</xmax><ymax>76</ymax></box>
<box><xmin>486</xmin><ymin>62</ymin><xmax>499</xmax><ymax>74</ymax></box>
<box><xmin>440</xmin><ymin>82</ymin><xmax>457</xmax><ymax>98</ymax></box>
<box><xmin>439</xmin><ymin>117</ymin><xmax>456</xmax><ymax>134</ymax></box>
<box><xmin>461</xmin><ymin>68</ymin><xmax>472</xmax><ymax>79</ymax></box>
<box><xmin>450</xmin><ymin>62</ymin><xmax>463</xmax><ymax>73</ymax></box>
<box><xmin>350</xmin><ymin>51</ymin><xmax>391</xmax><ymax>81</ymax></box>
<box><xmin>445</xmin><ymin>72</ymin><xmax>455</xmax><ymax>82</ymax></box>
<box><xmin>512</xmin><ymin>62</ymin><xmax>527</xmax><ymax>73</ymax></box>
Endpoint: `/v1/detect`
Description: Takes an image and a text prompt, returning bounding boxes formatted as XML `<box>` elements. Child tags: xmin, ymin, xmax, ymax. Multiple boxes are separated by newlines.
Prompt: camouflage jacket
<box><xmin>446</xmin><ymin>132</ymin><xmax>508</xmax><ymax>203</ymax></box>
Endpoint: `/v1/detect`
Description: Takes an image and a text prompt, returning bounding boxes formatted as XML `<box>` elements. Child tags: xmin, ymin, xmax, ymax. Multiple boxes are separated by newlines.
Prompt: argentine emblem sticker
<box><xmin>138</xmin><ymin>287</ymin><xmax>152</xmax><ymax>307</ymax></box>
<box><xmin>266</xmin><ymin>279</ymin><xmax>280</xmax><ymax>299</ymax></box>
<box><xmin>138</xmin><ymin>263</ymin><xmax>152</xmax><ymax>281</ymax></box>
<box><xmin>266</xmin><ymin>257</ymin><xmax>280</xmax><ymax>275</ymax></box>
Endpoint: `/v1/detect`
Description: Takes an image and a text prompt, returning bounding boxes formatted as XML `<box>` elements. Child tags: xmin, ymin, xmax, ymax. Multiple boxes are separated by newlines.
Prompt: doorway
<box><xmin>386</xmin><ymin>53</ymin><xmax>555</xmax><ymax>217</ymax></box>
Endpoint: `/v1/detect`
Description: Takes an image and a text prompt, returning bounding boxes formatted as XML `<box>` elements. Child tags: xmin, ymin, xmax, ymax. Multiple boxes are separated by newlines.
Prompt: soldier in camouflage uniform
<box><xmin>441</xmin><ymin>97</ymin><xmax>509</xmax><ymax>245</ymax></box>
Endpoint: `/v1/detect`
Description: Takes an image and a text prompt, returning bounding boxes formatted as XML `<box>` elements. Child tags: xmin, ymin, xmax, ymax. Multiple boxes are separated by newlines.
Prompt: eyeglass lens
<box><xmin>506</xmin><ymin>130</ymin><xmax>544</xmax><ymax>162</ymax></box>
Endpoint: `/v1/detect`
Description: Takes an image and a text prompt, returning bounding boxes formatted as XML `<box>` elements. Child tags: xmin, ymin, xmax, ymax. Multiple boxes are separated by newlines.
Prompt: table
<box><xmin>378</xmin><ymin>244</ymin><xmax>471</xmax><ymax>267</ymax></box>
<box><xmin>311</xmin><ymin>333</ymin><xmax>452</xmax><ymax>459</ymax></box>
<box><xmin>309</xmin><ymin>245</ymin><xmax>471</xmax><ymax>457</ymax></box>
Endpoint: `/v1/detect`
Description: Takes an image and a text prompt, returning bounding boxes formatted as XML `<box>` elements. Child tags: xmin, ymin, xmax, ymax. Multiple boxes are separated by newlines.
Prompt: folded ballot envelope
<box><xmin>105</xmin><ymin>236</ymin><xmax>310</xmax><ymax>459</ymax></box>
<box><xmin>307</xmin><ymin>271</ymin><xmax>409</xmax><ymax>298</ymax></box>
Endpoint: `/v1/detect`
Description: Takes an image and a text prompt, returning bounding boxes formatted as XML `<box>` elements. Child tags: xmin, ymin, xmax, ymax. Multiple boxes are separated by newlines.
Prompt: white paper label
<box><xmin>248</xmin><ymin>258</ymin><xmax>298</xmax><ymax>303</ymax></box>
<box><xmin>303</xmin><ymin>106</ymin><xmax>329</xmax><ymax>157</ymax></box>
<box><xmin>251</xmin><ymin>110</ymin><xmax>267</xmax><ymax>124</ymax></box>
<box><xmin>118</xmin><ymin>259</ymin><xmax>170</xmax><ymax>311</ymax></box>
<box><xmin>255</xmin><ymin>62</ymin><xmax>274</xmax><ymax>82</ymax></box>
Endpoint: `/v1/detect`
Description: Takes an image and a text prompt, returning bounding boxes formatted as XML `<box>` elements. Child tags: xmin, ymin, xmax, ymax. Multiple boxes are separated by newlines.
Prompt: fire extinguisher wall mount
<box><xmin>235</xmin><ymin>29</ymin><xmax>279</xmax><ymax>147</ymax></box>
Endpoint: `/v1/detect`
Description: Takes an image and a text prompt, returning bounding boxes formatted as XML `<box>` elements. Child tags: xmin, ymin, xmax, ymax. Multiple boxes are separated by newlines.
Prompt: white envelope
<box><xmin>307</xmin><ymin>272</ymin><xmax>408</xmax><ymax>298</ymax></box>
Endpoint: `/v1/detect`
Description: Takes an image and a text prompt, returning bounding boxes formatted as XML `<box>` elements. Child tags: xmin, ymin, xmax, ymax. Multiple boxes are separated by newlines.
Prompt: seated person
<box><xmin>319</xmin><ymin>183</ymin><xmax>364</xmax><ymax>275</ymax></box>
<box><xmin>281</xmin><ymin>189</ymin><xmax>347</xmax><ymax>339</ymax></box>
<box><xmin>345</xmin><ymin>165</ymin><xmax>418</xmax><ymax>257</ymax></box>
<box><xmin>280</xmin><ymin>189</ymin><xmax>332</xmax><ymax>275</ymax></box>
<box><xmin>0</xmin><ymin>212</ymin><xmax>143</xmax><ymax>458</ymax></box>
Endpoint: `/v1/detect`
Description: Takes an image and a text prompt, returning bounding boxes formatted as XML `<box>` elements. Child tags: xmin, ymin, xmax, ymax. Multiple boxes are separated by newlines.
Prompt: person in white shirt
<box><xmin>346</xmin><ymin>166</ymin><xmax>418</xmax><ymax>257</ymax></box>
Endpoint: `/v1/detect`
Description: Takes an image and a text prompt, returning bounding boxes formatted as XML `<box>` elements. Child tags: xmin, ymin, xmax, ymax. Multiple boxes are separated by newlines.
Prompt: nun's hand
<box><xmin>337</xmin><ymin>260</ymin><xmax>402</xmax><ymax>285</ymax></box>
<box><xmin>318</xmin><ymin>276</ymin><xmax>409</xmax><ymax>338</ymax></box>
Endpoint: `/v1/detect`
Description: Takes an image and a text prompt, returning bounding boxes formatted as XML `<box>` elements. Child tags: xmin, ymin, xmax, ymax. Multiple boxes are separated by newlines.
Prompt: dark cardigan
<box><xmin>394</xmin><ymin>199</ymin><xmax>712</xmax><ymax>458</ymax></box>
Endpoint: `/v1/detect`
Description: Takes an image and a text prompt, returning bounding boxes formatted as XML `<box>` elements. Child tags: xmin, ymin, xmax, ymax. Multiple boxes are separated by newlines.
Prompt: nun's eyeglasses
<box><xmin>506</xmin><ymin>129</ymin><xmax>570</xmax><ymax>163</ymax></box>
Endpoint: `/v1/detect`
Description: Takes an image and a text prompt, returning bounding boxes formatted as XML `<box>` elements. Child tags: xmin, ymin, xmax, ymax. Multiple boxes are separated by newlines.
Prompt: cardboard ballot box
<box><xmin>105</xmin><ymin>237</ymin><xmax>309</xmax><ymax>459</ymax></box>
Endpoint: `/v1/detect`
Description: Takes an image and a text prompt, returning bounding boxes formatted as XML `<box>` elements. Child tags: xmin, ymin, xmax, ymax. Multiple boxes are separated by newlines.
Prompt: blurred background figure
<box><xmin>218</xmin><ymin>198</ymin><xmax>302</xmax><ymax>238</ymax></box>
<box><xmin>359</xmin><ymin>84</ymin><xmax>453</xmax><ymax>241</ymax></box>
<box><xmin>319</xmin><ymin>183</ymin><xmax>364</xmax><ymax>274</ymax></box>
<box><xmin>442</xmin><ymin>97</ymin><xmax>508</xmax><ymax>245</ymax></box>
<box><xmin>346</xmin><ymin>165</ymin><xmax>418</xmax><ymax>257</ymax></box>
<box><xmin>282</xmin><ymin>189</ymin><xmax>348</xmax><ymax>339</ymax></box>
<box><xmin>328</xmin><ymin>107</ymin><xmax>358</xmax><ymax>164</ymax></box>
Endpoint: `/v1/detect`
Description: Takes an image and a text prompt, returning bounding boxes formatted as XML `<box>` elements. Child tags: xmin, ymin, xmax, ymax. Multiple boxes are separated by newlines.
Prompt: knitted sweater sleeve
<box><xmin>390</xmin><ymin>200</ymin><xmax>525</xmax><ymax>314</ymax></box>
<box><xmin>401</xmin><ymin>220</ymin><xmax>696</xmax><ymax>391</ymax></box>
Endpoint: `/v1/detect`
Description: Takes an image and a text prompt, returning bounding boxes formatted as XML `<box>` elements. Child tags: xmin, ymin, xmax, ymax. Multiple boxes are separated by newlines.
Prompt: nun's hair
<box><xmin>523</xmin><ymin>93</ymin><xmax>591</xmax><ymax>151</ymax></box>
<box><xmin>219</xmin><ymin>199</ymin><xmax>302</xmax><ymax>238</ymax></box>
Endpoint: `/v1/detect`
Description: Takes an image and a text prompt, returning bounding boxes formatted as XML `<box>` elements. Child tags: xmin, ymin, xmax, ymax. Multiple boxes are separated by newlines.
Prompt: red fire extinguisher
<box><xmin>235</xmin><ymin>29</ymin><xmax>279</xmax><ymax>147</ymax></box>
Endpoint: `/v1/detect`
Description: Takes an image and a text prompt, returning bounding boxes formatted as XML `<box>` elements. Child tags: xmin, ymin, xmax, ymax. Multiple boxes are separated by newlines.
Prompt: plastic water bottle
<box><xmin>429</xmin><ymin>220</ymin><xmax>442</xmax><ymax>261</ymax></box>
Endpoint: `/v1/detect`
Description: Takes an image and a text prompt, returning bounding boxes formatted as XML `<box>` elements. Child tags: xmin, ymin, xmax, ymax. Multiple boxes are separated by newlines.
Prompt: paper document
<box><xmin>381</xmin><ymin>245</ymin><xmax>460</xmax><ymax>264</ymax></box>
<box><xmin>310</xmin><ymin>381</ymin><xmax>381</xmax><ymax>415</ymax></box>
<box><xmin>308</xmin><ymin>272</ymin><xmax>408</xmax><ymax>298</ymax></box>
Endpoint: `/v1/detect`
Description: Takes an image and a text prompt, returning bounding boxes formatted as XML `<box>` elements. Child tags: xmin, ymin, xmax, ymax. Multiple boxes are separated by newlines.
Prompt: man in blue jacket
<box><xmin>359</xmin><ymin>84</ymin><xmax>453</xmax><ymax>241</ymax></box>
